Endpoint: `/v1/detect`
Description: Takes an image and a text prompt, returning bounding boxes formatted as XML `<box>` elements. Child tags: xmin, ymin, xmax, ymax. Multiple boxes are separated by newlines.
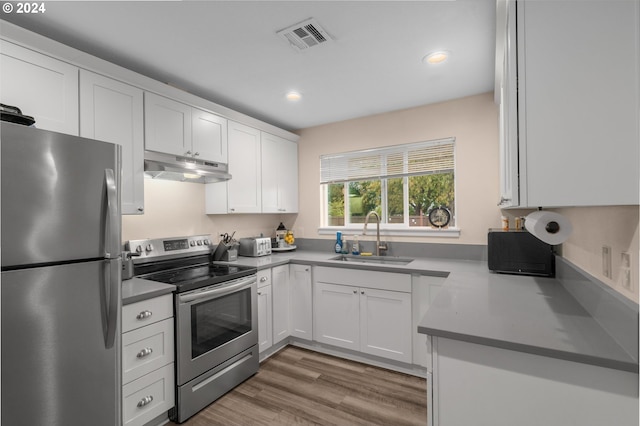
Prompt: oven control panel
<box><xmin>125</xmin><ymin>234</ymin><xmax>213</xmax><ymax>262</ymax></box>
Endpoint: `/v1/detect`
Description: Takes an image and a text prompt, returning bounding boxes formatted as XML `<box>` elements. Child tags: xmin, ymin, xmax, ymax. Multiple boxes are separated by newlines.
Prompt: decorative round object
<box><xmin>428</xmin><ymin>206</ymin><xmax>451</xmax><ymax>228</ymax></box>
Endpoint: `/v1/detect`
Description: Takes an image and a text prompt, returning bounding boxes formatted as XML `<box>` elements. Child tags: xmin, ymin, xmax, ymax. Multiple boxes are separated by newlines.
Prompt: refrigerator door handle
<box><xmin>103</xmin><ymin>168</ymin><xmax>119</xmax><ymax>259</ymax></box>
<box><xmin>102</xmin><ymin>259</ymin><xmax>120</xmax><ymax>349</ymax></box>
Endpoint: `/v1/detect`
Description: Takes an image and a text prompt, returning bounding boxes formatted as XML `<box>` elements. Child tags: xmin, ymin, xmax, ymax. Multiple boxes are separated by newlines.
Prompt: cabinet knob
<box><xmin>137</xmin><ymin>395</ymin><xmax>154</xmax><ymax>408</ymax></box>
<box><xmin>193</xmin><ymin>152</ymin><xmax>200</xmax><ymax>157</ymax></box>
<box><xmin>353</xmin><ymin>290</ymin><xmax>357</xmax><ymax>294</ymax></box>
<box><xmin>185</xmin><ymin>150</ymin><xmax>192</xmax><ymax>156</ymax></box>
<box><xmin>257</xmin><ymin>291</ymin><xmax>262</xmax><ymax>296</ymax></box>
<box><xmin>137</xmin><ymin>207</ymin><xmax>144</xmax><ymax>212</ymax></box>
<box><xmin>260</xmin><ymin>276</ymin><xmax>268</xmax><ymax>282</ymax></box>
<box><xmin>229</xmin><ymin>208</ymin><xmax>235</xmax><ymax>212</ymax></box>
<box><xmin>136</xmin><ymin>310</ymin><xmax>152</xmax><ymax>320</ymax></box>
<box><xmin>136</xmin><ymin>347</ymin><xmax>153</xmax><ymax>358</ymax></box>
<box><xmin>361</xmin><ymin>291</ymin><xmax>365</xmax><ymax>295</ymax></box>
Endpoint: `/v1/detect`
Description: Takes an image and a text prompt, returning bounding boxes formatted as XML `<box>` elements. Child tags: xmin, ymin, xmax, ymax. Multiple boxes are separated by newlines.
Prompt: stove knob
<box><xmin>190</xmin><ymin>241</ymin><xmax>195</xmax><ymax>247</ymax></box>
<box><xmin>197</xmin><ymin>240</ymin><xmax>203</xmax><ymax>246</ymax></box>
<box><xmin>135</xmin><ymin>245</ymin><xmax>143</xmax><ymax>254</ymax></box>
<box><xmin>203</xmin><ymin>239</ymin><xmax>210</xmax><ymax>245</ymax></box>
<box><xmin>145</xmin><ymin>244</ymin><xmax>153</xmax><ymax>253</ymax></box>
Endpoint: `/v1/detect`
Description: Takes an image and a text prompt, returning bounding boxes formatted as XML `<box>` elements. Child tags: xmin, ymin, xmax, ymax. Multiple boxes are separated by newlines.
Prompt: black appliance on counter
<box><xmin>488</xmin><ymin>229</ymin><xmax>555</xmax><ymax>277</ymax></box>
<box><xmin>126</xmin><ymin>235</ymin><xmax>258</xmax><ymax>423</ymax></box>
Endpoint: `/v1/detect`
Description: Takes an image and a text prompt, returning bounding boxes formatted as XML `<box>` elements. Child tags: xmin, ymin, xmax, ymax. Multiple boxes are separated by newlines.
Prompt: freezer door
<box><xmin>1</xmin><ymin>122</ymin><xmax>121</xmax><ymax>267</ymax></box>
<box><xmin>1</xmin><ymin>260</ymin><xmax>121</xmax><ymax>426</ymax></box>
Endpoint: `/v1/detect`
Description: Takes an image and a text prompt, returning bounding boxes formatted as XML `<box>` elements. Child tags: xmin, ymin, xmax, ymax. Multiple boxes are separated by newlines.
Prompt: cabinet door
<box><xmin>257</xmin><ymin>284</ymin><xmax>272</xmax><ymax>353</ymax></box>
<box><xmin>360</xmin><ymin>288</ymin><xmax>412</xmax><ymax>363</ymax></box>
<box><xmin>144</xmin><ymin>92</ymin><xmax>192</xmax><ymax>157</ymax></box>
<box><xmin>412</xmin><ymin>275</ymin><xmax>445</xmax><ymax>368</ymax></box>
<box><xmin>0</xmin><ymin>40</ymin><xmax>78</xmax><ymax>135</ymax></box>
<box><xmin>80</xmin><ymin>70</ymin><xmax>144</xmax><ymax>215</ymax></box>
<box><xmin>227</xmin><ymin>121</ymin><xmax>262</xmax><ymax>213</ymax></box>
<box><xmin>192</xmin><ymin>108</ymin><xmax>227</xmax><ymax>163</ymax></box>
<box><xmin>290</xmin><ymin>264</ymin><xmax>312</xmax><ymax>340</ymax></box>
<box><xmin>518</xmin><ymin>0</ymin><xmax>639</xmax><ymax>206</ymax></box>
<box><xmin>313</xmin><ymin>282</ymin><xmax>359</xmax><ymax>351</ymax></box>
<box><xmin>272</xmin><ymin>264</ymin><xmax>291</xmax><ymax>345</ymax></box>
<box><xmin>497</xmin><ymin>0</ymin><xmax>519</xmax><ymax>208</ymax></box>
<box><xmin>261</xmin><ymin>133</ymin><xmax>299</xmax><ymax>213</ymax></box>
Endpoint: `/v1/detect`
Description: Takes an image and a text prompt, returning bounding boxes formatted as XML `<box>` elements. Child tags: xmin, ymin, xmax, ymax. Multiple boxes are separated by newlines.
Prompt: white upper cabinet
<box><xmin>79</xmin><ymin>70</ymin><xmax>145</xmax><ymax>215</ymax></box>
<box><xmin>227</xmin><ymin>121</ymin><xmax>262</xmax><ymax>213</ymax></box>
<box><xmin>144</xmin><ymin>92</ymin><xmax>228</xmax><ymax>163</ymax></box>
<box><xmin>206</xmin><ymin>121</ymin><xmax>262</xmax><ymax>214</ymax></box>
<box><xmin>144</xmin><ymin>92</ymin><xmax>192</xmax><ymax>157</ymax></box>
<box><xmin>500</xmin><ymin>0</ymin><xmax>639</xmax><ymax>207</ymax></box>
<box><xmin>261</xmin><ymin>133</ymin><xmax>299</xmax><ymax>213</ymax></box>
<box><xmin>192</xmin><ymin>108</ymin><xmax>227</xmax><ymax>163</ymax></box>
<box><xmin>205</xmin><ymin>126</ymin><xmax>299</xmax><ymax>215</ymax></box>
<box><xmin>0</xmin><ymin>40</ymin><xmax>79</xmax><ymax>135</ymax></box>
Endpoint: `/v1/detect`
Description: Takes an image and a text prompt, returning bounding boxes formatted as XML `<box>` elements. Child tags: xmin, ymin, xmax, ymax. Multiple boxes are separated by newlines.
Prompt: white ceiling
<box><xmin>3</xmin><ymin>1</ymin><xmax>496</xmax><ymax>131</ymax></box>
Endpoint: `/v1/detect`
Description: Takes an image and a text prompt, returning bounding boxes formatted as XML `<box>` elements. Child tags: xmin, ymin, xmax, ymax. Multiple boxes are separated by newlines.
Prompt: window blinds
<box><xmin>320</xmin><ymin>137</ymin><xmax>455</xmax><ymax>184</ymax></box>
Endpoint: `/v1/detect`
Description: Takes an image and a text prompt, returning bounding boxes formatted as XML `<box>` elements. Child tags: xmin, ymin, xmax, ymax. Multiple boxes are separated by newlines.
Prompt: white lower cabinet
<box><xmin>290</xmin><ymin>264</ymin><xmax>313</xmax><ymax>340</ymax></box>
<box><xmin>121</xmin><ymin>294</ymin><xmax>175</xmax><ymax>426</ymax></box>
<box><xmin>257</xmin><ymin>266</ymin><xmax>292</xmax><ymax>354</ymax></box>
<box><xmin>257</xmin><ymin>269</ymin><xmax>273</xmax><ymax>353</ymax></box>
<box><xmin>430</xmin><ymin>337</ymin><xmax>639</xmax><ymax>426</ymax></box>
<box><xmin>272</xmin><ymin>264</ymin><xmax>291</xmax><ymax>345</ymax></box>
<box><xmin>412</xmin><ymin>275</ymin><xmax>445</xmax><ymax>368</ymax></box>
<box><xmin>313</xmin><ymin>267</ymin><xmax>412</xmax><ymax>363</ymax></box>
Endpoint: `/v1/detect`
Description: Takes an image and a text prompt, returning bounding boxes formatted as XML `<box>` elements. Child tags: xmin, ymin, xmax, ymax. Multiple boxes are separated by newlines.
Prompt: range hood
<box><xmin>144</xmin><ymin>151</ymin><xmax>231</xmax><ymax>184</ymax></box>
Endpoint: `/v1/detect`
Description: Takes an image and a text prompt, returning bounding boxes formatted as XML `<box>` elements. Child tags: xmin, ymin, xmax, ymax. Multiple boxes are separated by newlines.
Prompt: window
<box><xmin>320</xmin><ymin>138</ymin><xmax>456</xmax><ymax>232</ymax></box>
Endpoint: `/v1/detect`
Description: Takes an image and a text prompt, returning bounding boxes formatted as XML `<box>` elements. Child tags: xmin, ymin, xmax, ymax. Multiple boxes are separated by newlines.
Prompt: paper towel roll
<box><xmin>524</xmin><ymin>211</ymin><xmax>572</xmax><ymax>245</ymax></box>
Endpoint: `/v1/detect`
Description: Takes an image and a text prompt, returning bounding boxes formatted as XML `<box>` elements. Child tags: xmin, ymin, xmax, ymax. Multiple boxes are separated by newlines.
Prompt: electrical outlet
<box><xmin>621</xmin><ymin>252</ymin><xmax>631</xmax><ymax>269</ymax></box>
<box><xmin>620</xmin><ymin>252</ymin><xmax>632</xmax><ymax>291</ymax></box>
<box><xmin>621</xmin><ymin>269</ymin><xmax>632</xmax><ymax>291</ymax></box>
<box><xmin>602</xmin><ymin>246</ymin><xmax>612</xmax><ymax>279</ymax></box>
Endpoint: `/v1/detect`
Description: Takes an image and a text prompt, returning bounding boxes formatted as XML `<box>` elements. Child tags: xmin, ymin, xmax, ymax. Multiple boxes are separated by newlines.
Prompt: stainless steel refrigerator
<box><xmin>1</xmin><ymin>122</ymin><xmax>122</xmax><ymax>425</ymax></box>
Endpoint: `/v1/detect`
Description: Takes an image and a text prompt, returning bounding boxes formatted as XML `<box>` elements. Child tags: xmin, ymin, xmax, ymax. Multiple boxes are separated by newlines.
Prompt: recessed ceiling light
<box><xmin>286</xmin><ymin>91</ymin><xmax>302</xmax><ymax>101</ymax></box>
<box><xmin>423</xmin><ymin>51</ymin><xmax>450</xmax><ymax>65</ymax></box>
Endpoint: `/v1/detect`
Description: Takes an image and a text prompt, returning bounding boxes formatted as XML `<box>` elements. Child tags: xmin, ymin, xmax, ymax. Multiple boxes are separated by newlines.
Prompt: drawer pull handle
<box><xmin>136</xmin><ymin>310</ymin><xmax>152</xmax><ymax>320</ymax></box>
<box><xmin>136</xmin><ymin>347</ymin><xmax>153</xmax><ymax>358</ymax></box>
<box><xmin>137</xmin><ymin>395</ymin><xmax>154</xmax><ymax>408</ymax></box>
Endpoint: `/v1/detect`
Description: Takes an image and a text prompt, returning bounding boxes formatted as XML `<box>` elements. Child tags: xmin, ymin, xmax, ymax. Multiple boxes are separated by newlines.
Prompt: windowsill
<box><xmin>317</xmin><ymin>226</ymin><xmax>461</xmax><ymax>238</ymax></box>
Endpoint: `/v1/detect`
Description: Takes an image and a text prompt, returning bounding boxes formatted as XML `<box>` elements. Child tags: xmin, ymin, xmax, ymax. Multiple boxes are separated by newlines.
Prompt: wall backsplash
<box><xmin>554</xmin><ymin>206</ymin><xmax>638</xmax><ymax>303</ymax></box>
<box><xmin>121</xmin><ymin>179</ymin><xmax>293</xmax><ymax>244</ymax></box>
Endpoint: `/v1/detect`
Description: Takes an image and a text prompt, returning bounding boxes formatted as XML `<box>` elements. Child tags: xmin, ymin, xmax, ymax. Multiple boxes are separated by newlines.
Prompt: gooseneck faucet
<box><xmin>363</xmin><ymin>211</ymin><xmax>388</xmax><ymax>256</ymax></box>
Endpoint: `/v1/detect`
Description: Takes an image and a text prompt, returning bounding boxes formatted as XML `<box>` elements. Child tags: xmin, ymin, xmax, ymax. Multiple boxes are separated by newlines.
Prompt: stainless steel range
<box><xmin>125</xmin><ymin>235</ymin><xmax>259</xmax><ymax>423</ymax></box>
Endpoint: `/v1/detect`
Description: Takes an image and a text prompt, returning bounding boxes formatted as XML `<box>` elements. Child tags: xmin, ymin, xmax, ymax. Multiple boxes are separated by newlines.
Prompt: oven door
<box><xmin>176</xmin><ymin>275</ymin><xmax>257</xmax><ymax>385</ymax></box>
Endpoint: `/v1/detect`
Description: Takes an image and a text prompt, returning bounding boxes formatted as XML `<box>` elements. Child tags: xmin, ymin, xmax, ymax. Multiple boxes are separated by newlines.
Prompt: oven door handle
<box><xmin>179</xmin><ymin>276</ymin><xmax>256</xmax><ymax>304</ymax></box>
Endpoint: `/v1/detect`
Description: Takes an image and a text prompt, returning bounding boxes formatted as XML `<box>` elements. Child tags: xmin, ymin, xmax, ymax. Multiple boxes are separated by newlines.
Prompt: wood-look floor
<box><xmin>172</xmin><ymin>346</ymin><xmax>427</xmax><ymax>426</ymax></box>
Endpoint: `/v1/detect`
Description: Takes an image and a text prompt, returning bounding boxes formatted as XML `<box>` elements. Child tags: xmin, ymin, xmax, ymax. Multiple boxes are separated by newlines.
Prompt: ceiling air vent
<box><xmin>276</xmin><ymin>18</ymin><xmax>334</xmax><ymax>52</ymax></box>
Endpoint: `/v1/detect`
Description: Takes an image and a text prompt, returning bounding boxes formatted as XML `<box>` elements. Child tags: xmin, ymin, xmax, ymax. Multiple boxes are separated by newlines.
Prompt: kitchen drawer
<box><xmin>314</xmin><ymin>266</ymin><xmax>411</xmax><ymax>293</ymax></box>
<box><xmin>123</xmin><ymin>318</ymin><xmax>174</xmax><ymax>385</ymax></box>
<box><xmin>257</xmin><ymin>268</ymin><xmax>271</xmax><ymax>289</ymax></box>
<box><xmin>123</xmin><ymin>294</ymin><xmax>173</xmax><ymax>333</ymax></box>
<box><xmin>123</xmin><ymin>363</ymin><xmax>175</xmax><ymax>426</ymax></box>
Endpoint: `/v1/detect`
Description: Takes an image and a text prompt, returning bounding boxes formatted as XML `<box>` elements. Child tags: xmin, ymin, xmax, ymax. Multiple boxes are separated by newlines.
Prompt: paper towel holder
<box><xmin>524</xmin><ymin>209</ymin><xmax>572</xmax><ymax>246</ymax></box>
<box><xmin>546</xmin><ymin>221</ymin><xmax>560</xmax><ymax>234</ymax></box>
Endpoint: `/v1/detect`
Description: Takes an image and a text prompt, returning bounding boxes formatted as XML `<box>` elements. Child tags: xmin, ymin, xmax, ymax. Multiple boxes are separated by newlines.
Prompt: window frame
<box><xmin>318</xmin><ymin>138</ymin><xmax>459</xmax><ymax>237</ymax></box>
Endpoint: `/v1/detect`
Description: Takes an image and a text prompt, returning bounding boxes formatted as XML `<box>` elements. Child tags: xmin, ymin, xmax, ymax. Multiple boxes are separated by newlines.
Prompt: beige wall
<box><xmin>292</xmin><ymin>92</ymin><xmax>502</xmax><ymax>245</ymax></box>
<box><xmin>122</xmin><ymin>179</ymin><xmax>293</xmax><ymax>243</ymax></box>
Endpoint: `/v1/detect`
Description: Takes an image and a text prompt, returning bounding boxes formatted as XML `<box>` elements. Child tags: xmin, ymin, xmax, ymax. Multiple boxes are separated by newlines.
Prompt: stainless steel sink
<box><xmin>330</xmin><ymin>254</ymin><xmax>414</xmax><ymax>265</ymax></box>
